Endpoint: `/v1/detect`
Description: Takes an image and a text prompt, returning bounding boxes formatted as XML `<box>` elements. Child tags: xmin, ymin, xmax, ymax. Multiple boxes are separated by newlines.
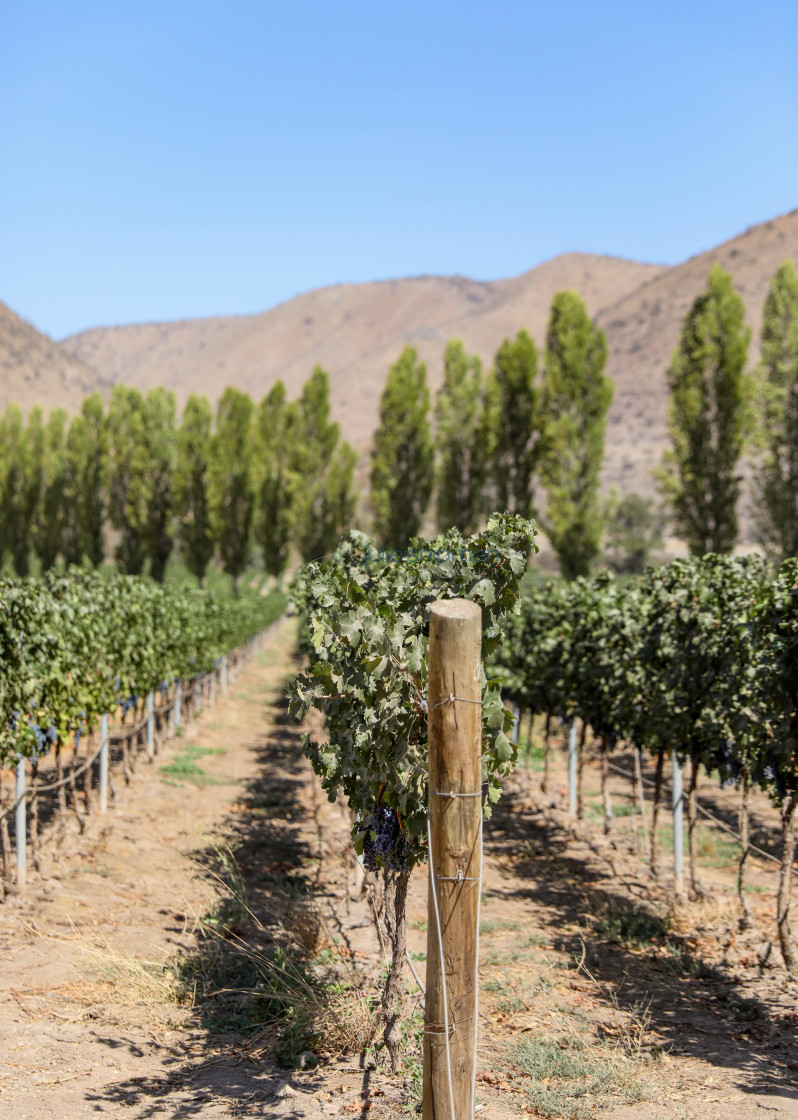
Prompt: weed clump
<box><xmin>510</xmin><ymin>1034</ymin><xmax>648</xmax><ymax>1119</ymax></box>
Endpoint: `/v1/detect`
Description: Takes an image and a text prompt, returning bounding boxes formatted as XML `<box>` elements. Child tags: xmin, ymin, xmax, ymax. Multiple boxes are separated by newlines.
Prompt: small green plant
<box><xmin>497</xmin><ymin>993</ymin><xmax>525</xmax><ymax>1013</ymax></box>
<box><xmin>159</xmin><ymin>742</ymin><xmax>226</xmax><ymax>786</ymax></box>
<box><xmin>510</xmin><ymin>1035</ymin><xmax>648</xmax><ymax>1118</ymax></box>
<box><xmin>480</xmin><ymin>918</ymin><xmax>520</xmax><ymax>934</ymax></box>
<box><xmin>593</xmin><ymin>901</ymin><xmax>669</xmax><ymax>948</ymax></box>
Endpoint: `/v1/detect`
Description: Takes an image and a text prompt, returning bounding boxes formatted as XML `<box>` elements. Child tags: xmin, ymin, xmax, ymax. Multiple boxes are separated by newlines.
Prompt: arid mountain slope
<box><xmin>62</xmin><ymin>254</ymin><xmax>661</xmax><ymax>451</ymax></box>
<box><xmin>0</xmin><ymin>300</ymin><xmax>109</xmax><ymax>415</ymax></box>
<box><xmin>599</xmin><ymin>208</ymin><xmax>798</xmax><ymax>496</ymax></box>
<box><xmin>17</xmin><ymin>206</ymin><xmax>798</xmax><ymax>512</ymax></box>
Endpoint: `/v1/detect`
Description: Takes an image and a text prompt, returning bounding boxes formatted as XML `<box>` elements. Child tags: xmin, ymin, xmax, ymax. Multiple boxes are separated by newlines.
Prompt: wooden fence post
<box><xmin>15</xmin><ymin>758</ymin><xmax>26</xmax><ymax>890</ymax></box>
<box><xmin>99</xmin><ymin>713</ymin><xmax>109</xmax><ymax>813</ymax></box>
<box><xmin>672</xmin><ymin>749</ymin><xmax>685</xmax><ymax>898</ymax></box>
<box><xmin>568</xmin><ymin>720</ymin><xmax>578</xmax><ymax>817</ymax></box>
<box><xmin>175</xmin><ymin>681</ymin><xmax>182</xmax><ymax>728</ymax></box>
<box><xmin>424</xmin><ymin>599</ymin><xmax>481</xmax><ymax>1120</ymax></box>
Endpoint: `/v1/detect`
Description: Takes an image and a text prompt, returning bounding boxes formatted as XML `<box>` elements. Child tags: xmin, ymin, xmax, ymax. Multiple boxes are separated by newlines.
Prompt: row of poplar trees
<box><xmin>370</xmin><ymin>289</ymin><xmax>613</xmax><ymax>578</ymax></box>
<box><xmin>0</xmin><ymin>368</ymin><xmax>356</xmax><ymax>589</ymax></box>
<box><xmin>659</xmin><ymin>259</ymin><xmax>798</xmax><ymax>561</ymax></box>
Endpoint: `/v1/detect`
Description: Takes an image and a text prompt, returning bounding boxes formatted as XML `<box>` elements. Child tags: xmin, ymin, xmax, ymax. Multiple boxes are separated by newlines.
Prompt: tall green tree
<box><xmin>0</xmin><ymin>405</ymin><xmax>41</xmax><ymax>575</ymax></box>
<box><xmin>141</xmin><ymin>388</ymin><xmax>177</xmax><ymax>583</ymax></box>
<box><xmin>32</xmin><ymin>408</ymin><xmax>69</xmax><ymax>571</ymax></box>
<box><xmin>370</xmin><ymin>347</ymin><xmax>434</xmax><ymax>549</ymax></box>
<box><xmin>175</xmin><ymin>394</ymin><xmax>214</xmax><ymax>586</ymax></box>
<box><xmin>290</xmin><ymin>368</ymin><xmax>358</xmax><ymax>562</ymax></box>
<box><xmin>63</xmin><ymin>393</ymin><xmax>106</xmax><ymax>567</ymax></box>
<box><xmin>751</xmin><ymin>260</ymin><xmax>798</xmax><ymax>561</ymax></box>
<box><xmin>255</xmin><ymin>381</ymin><xmax>296</xmax><ymax>577</ymax></box>
<box><xmin>209</xmin><ymin>388</ymin><xmax>255</xmax><ymax>593</ymax></box>
<box><xmin>484</xmin><ymin>330</ymin><xmax>539</xmax><ymax>518</ymax></box>
<box><xmin>539</xmin><ymin>291</ymin><xmax>612</xmax><ymax>579</ymax></box>
<box><xmin>658</xmin><ymin>265</ymin><xmax>751</xmax><ymax>555</ymax></box>
<box><xmin>105</xmin><ymin>385</ymin><xmax>148</xmax><ymax>574</ymax></box>
<box><xmin>434</xmin><ymin>340</ymin><xmax>486</xmax><ymax>533</ymax></box>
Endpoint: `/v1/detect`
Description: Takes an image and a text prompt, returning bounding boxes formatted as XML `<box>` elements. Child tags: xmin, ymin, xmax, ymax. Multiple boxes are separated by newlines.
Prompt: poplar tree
<box><xmin>255</xmin><ymin>381</ymin><xmax>295</xmax><ymax>577</ymax></box>
<box><xmin>290</xmin><ymin>368</ymin><xmax>357</xmax><ymax>562</ymax></box>
<box><xmin>209</xmin><ymin>388</ymin><xmax>255</xmax><ymax>593</ymax></box>
<box><xmin>752</xmin><ymin>260</ymin><xmax>798</xmax><ymax>561</ymax></box>
<box><xmin>106</xmin><ymin>385</ymin><xmax>148</xmax><ymax>574</ymax></box>
<box><xmin>370</xmin><ymin>347</ymin><xmax>434</xmax><ymax>549</ymax></box>
<box><xmin>658</xmin><ymin>265</ymin><xmax>751</xmax><ymax>555</ymax></box>
<box><xmin>434</xmin><ymin>340</ymin><xmax>486</xmax><ymax>533</ymax></box>
<box><xmin>141</xmin><ymin>388</ymin><xmax>177</xmax><ymax>583</ymax></box>
<box><xmin>484</xmin><ymin>330</ymin><xmax>539</xmax><ymax>518</ymax></box>
<box><xmin>0</xmin><ymin>405</ymin><xmax>40</xmax><ymax>575</ymax></box>
<box><xmin>175</xmin><ymin>393</ymin><xmax>214</xmax><ymax>586</ymax></box>
<box><xmin>63</xmin><ymin>393</ymin><xmax>106</xmax><ymax>567</ymax></box>
<box><xmin>539</xmin><ymin>291</ymin><xmax>612</xmax><ymax>579</ymax></box>
<box><xmin>33</xmin><ymin>408</ymin><xmax>69</xmax><ymax>571</ymax></box>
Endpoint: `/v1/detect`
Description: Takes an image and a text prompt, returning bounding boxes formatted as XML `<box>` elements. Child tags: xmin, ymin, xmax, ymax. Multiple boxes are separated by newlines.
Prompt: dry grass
<box><xmin>21</xmin><ymin>916</ymin><xmax>191</xmax><ymax>1027</ymax></box>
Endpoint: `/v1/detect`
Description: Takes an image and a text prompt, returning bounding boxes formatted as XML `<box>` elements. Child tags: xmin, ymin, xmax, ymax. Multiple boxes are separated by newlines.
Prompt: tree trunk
<box><xmin>634</xmin><ymin>747</ymin><xmax>650</xmax><ymax>862</ymax></box>
<box><xmin>0</xmin><ymin>771</ymin><xmax>11</xmax><ymax>884</ymax></box>
<box><xmin>777</xmin><ymin>795</ymin><xmax>796</xmax><ymax>972</ymax></box>
<box><xmin>55</xmin><ymin>741</ymin><xmax>67</xmax><ymax>828</ymax></box>
<box><xmin>736</xmin><ymin>768</ymin><xmax>754</xmax><ymax>929</ymax></box>
<box><xmin>650</xmin><ymin>749</ymin><xmax>665</xmax><ymax>877</ymax></box>
<box><xmin>542</xmin><ymin>712</ymin><xmax>551</xmax><ymax>793</ymax></box>
<box><xmin>381</xmin><ymin>867</ymin><xmax>411</xmax><ymax>1072</ymax></box>
<box><xmin>688</xmin><ymin>757</ymin><xmax>702</xmax><ymax>897</ymax></box>
<box><xmin>630</xmin><ymin>747</ymin><xmax>638</xmax><ymax>851</ymax></box>
<box><xmin>29</xmin><ymin>761</ymin><xmax>41</xmax><ymax>871</ymax></box>
<box><xmin>84</xmin><ymin>728</ymin><xmax>94</xmax><ymax>813</ymax></box>
<box><xmin>577</xmin><ymin>721</ymin><xmax>587</xmax><ymax>820</ymax></box>
<box><xmin>601</xmin><ymin>740</ymin><xmax>613</xmax><ymax>834</ymax></box>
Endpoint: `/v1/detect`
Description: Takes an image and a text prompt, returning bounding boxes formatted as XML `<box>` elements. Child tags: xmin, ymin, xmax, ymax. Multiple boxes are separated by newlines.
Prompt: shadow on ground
<box><xmin>84</xmin><ymin>673</ymin><xmax>376</xmax><ymax>1119</ymax></box>
<box><xmin>485</xmin><ymin>771</ymin><xmax>798</xmax><ymax>1103</ymax></box>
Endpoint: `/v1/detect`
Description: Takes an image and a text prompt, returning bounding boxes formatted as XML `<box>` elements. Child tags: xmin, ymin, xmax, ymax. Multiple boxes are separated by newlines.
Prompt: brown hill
<box><xmin>57</xmin><ymin>208</ymin><xmax>798</xmax><ymax>513</ymax></box>
<box><xmin>62</xmin><ymin>253</ymin><xmax>661</xmax><ymax>449</ymax></box>
<box><xmin>0</xmin><ymin>300</ymin><xmax>110</xmax><ymax>416</ymax></box>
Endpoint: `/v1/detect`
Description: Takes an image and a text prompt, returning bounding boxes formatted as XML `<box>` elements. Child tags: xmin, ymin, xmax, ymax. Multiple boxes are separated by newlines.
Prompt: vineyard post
<box><xmin>175</xmin><ymin>681</ymin><xmax>182</xmax><ymax>728</ymax></box>
<box><xmin>146</xmin><ymin>693</ymin><xmax>154</xmax><ymax>760</ymax></box>
<box><xmin>511</xmin><ymin>702</ymin><xmax>520</xmax><ymax>745</ymax></box>
<box><xmin>424</xmin><ymin>598</ymin><xmax>481</xmax><ymax>1120</ymax></box>
<box><xmin>672</xmin><ymin>749</ymin><xmax>685</xmax><ymax>898</ymax></box>
<box><xmin>15</xmin><ymin>758</ymin><xmax>26</xmax><ymax>890</ymax></box>
<box><xmin>568</xmin><ymin>720</ymin><xmax>577</xmax><ymax>816</ymax></box>
<box><xmin>99</xmin><ymin>713</ymin><xmax>109</xmax><ymax>813</ymax></box>
<box><xmin>221</xmin><ymin>655</ymin><xmax>228</xmax><ymax>694</ymax></box>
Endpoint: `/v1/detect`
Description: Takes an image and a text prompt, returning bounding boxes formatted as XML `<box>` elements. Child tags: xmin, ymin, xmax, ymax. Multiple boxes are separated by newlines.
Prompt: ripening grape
<box><xmin>362</xmin><ymin>806</ymin><xmax>411</xmax><ymax>872</ymax></box>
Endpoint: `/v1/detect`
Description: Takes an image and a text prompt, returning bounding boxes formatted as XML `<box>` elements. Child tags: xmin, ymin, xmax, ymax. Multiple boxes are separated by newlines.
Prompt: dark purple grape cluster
<box><xmin>362</xmin><ymin>806</ymin><xmax>410</xmax><ymax>872</ymax></box>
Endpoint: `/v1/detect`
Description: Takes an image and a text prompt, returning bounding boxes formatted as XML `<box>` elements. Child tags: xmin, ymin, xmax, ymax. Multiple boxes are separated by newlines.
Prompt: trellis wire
<box><xmin>2</xmin><ymin>620</ymin><xmax>278</xmax><ymax>892</ymax></box>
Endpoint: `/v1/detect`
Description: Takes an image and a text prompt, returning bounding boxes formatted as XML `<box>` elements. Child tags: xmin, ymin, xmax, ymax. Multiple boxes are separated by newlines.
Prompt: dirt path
<box><xmin>2</xmin><ymin>624</ymin><xmax>798</xmax><ymax>1119</ymax></box>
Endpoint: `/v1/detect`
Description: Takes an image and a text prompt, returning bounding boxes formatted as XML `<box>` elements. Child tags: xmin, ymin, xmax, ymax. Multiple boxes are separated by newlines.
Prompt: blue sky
<box><xmin>1</xmin><ymin>0</ymin><xmax>796</xmax><ymax>339</ymax></box>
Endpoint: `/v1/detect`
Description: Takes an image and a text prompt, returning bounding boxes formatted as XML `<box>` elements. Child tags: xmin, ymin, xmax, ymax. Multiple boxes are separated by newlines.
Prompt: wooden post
<box><xmin>99</xmin><ymin>713</ymin><xmax>109</xmax><ymax>813</ymax></box>
<box><xmin>424</xmin><ymin>599</ymin><xmax>482</xmax><ymax>1120</ymax></box>
<box><xmin>672</xmin><ymin>749</ymin><xmax>685</xmax><ymax>898</ymax></box>
<box><xmin>15</xmin><ymin>758</ymin><xmax>26</xmax><ymax>890</ymax></box>
<box><xmin>568</xmin><ymin>720</ymin><xmax>577</xmax><ymax>817</ymax></box>
<box><xmin>221</xmin><ymin>656</ymin><xmax>228</xmax><ymax>694</ymax></box>
<box><xmin>175</xmin><ymin>681</ymin><xmax>182</xmax><ymax>728</ymax></box>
